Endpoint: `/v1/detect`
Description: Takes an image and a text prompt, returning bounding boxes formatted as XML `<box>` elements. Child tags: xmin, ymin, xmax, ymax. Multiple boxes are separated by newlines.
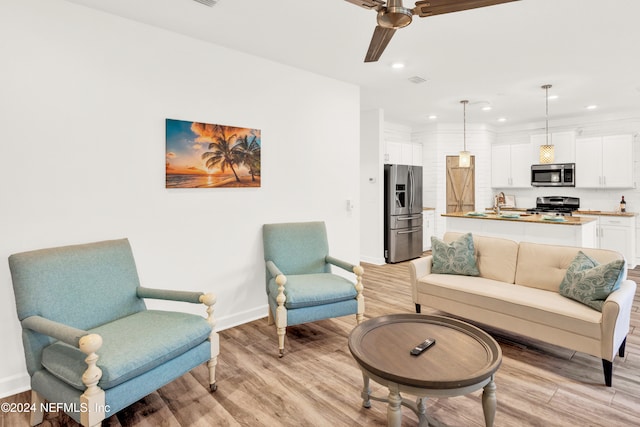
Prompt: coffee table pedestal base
<box><xmin>360</xmin><ymin>370</ymin><xmax>496</xmax><ymax>427</ymax></box>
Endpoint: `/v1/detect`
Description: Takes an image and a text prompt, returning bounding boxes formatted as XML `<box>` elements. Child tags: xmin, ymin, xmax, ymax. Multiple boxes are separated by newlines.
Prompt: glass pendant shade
<box><xmin>539</xmin><ymin>84</ymin><xmax>554</xmax><ymax>164</ymax></box>
<box><xmin>539</xmin><ymin>144</ymin><xmax>554</xmax><ymax>163</ymax></box>
<box><xmin>459</xmin><ymin>150</ymin><xmax>471</xmax><ymax>167</ymax></box>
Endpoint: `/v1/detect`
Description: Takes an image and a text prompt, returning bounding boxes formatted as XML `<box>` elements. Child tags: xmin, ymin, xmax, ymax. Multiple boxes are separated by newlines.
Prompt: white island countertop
<box><xmin>442</xmin><ymin>211</ymin><xmax>597</xmax><ymax>226</ymax></box>
<box><xmin>442</xmin><ymin>211</ymin><xmax>597</xmax><ymax>248</ymax></box>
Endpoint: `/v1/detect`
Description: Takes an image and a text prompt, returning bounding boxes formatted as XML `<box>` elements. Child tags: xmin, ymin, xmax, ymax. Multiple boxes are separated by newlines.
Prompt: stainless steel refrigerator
<box><xmin>384</xmin><ymin>164</ymin><xmax>423</xmax><ymax>263</ymax></box>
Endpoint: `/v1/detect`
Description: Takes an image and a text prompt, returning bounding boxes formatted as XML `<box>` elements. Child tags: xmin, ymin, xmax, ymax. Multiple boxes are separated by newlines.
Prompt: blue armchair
<box><xmin>262</xmin><ymin>221</ymin><xmax>364</xmax><ymax>357</ymax></box>
<box><xmin>8</xmin><ymin>238</ymin><xmax>219</xmax><ymax>426</ymax></box>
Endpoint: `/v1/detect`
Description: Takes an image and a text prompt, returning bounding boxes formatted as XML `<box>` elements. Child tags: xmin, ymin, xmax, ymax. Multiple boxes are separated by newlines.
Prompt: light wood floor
<box><xmin>2</xmin><ymin>256</ymin><xmax>640</xmax><ymax>427</ymax></box>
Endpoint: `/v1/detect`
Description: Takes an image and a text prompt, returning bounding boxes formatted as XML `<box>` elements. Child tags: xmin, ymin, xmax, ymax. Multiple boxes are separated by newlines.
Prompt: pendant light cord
<box><xmin>542</xmin><ymin>84</ymin><xmax>551</xmax><ymax>146</ymax></box>
<box><xmin>461</xmin><ymin>100</ymin><xmax>468</xmax><ymax>151</ymax></box>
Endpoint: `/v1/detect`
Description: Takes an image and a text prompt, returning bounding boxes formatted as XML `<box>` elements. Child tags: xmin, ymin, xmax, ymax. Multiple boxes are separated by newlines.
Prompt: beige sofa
<box><xmin>409</xmin><ymin>232</ymin><xmax>637</xmax><ymax>387</ymax></box>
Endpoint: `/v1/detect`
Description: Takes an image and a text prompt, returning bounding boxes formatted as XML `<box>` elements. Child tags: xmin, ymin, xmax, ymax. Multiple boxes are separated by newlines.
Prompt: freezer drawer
<box><xmin>386</xmin><ymin>226</ymin><xmax>423</xmax><ymax>263</ymax></box>
<box><xmin>389</xmin><ymin>214</ymin><xmax>423</xmax><ymax>230</ymax></box>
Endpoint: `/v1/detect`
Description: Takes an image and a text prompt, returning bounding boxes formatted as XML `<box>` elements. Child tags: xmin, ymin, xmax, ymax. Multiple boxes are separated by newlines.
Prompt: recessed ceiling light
<box><xmin>391</xmin><ymin>62</ymin><xmax>405</xmax><ymax>69</ymax></box>
<box><xmin>497</xmin><ymin>117</ymin><xmax>507</xmax><ymax>122</ymax></box>
<box><xmin>548</xmin><ymin>95</ymin><xmax>559</xmax><ymax>100</ymax></box>
<box><xmin>481</xmin><ymin>106</ymin><xmax>492</xmax><ymax>111</ymax></box>
<box><xmin>428</xmin><ymin>115</ymin><xmax>437</xmax><ymax>120</ymax></box>
<box><xmin>586</xmin><ymin>105</ymin><xmax>598</xmax><ymax>110</ymax></box>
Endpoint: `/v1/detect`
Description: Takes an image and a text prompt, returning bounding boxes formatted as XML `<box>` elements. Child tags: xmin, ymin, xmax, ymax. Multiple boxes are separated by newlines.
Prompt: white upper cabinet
<box><xmin>384</xmin><ymin>141</ymin><xmax>422</xmax><ymax>166</ymax></box>
<box><xmin>491</xmin><ymin>142</ymin><xmax>533</xmax><ymax>188</ymax></box>
<box><xmin>576</xmin><ymin>134</ymin><xmax>634</xmax><ymax>188</ymax></box>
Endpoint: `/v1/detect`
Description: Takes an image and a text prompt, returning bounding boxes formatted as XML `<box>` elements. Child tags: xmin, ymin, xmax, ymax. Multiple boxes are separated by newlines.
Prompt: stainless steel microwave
<box><xmin>531</xmin><ymin>163</ymin><xmax>575</xmax><ymax>187</ymax></box>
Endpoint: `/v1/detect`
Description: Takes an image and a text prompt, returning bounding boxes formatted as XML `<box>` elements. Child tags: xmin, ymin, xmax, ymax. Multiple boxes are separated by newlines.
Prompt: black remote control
<box><xmin>410</xmin><ymin>338</ymin><xmax>436</xmax><ymax>356</ymax></box>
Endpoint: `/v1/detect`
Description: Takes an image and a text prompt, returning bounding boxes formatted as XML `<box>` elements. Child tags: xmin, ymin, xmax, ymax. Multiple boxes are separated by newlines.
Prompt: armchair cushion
<box><xmin>268</xmin><ymin>273</ymin><xmax>357</xmax><ymax>309</ymax></box>
<box><xmin>41</xmin><ymin>310</ymin><xmax>211</xmax><ymax>390</ymax></box>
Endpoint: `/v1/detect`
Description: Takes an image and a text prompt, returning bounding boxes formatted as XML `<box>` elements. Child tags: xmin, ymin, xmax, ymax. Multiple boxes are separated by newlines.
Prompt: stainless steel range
<box><xmin>526</xmin><ymin>196</ymin><xmax>580</xmax><ymax>216</ymax></box>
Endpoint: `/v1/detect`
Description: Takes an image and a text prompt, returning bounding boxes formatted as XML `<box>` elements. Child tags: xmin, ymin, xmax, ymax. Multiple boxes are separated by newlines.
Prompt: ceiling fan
<box><xmin>345</xmin><ymin>0</ymin><xmax>519</xmax><ymax>62</ymax></box>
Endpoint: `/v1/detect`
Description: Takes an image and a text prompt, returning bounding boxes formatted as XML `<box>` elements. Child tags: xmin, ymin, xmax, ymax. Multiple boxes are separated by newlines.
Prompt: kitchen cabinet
<box><xmin>422</xmin><ymin>210</ymin><xmax>435</xmax><ymax>251</ymax></box>
<box><xmin>384</xmin><ymin>141</ymin><xmax>422</xmax><ymax>166</ymax></box>
<box><xmin>491</xmin><ymin>143</ymin><xmax>532</xmax><ymax>188</ymax></box>
<box><xmin>575</xmin><ymin>135</ymin><xmax>634</xmax><ymax>188</ymax></box>
<box><xmin>530</xmin><ymin>131</ymin><xmax>575</xmax><ymax>163</ymax></box>
<box><xmin>576</xmin><ymin>214</ymin><xmax>637</xmax><ymax>268</ymax></box>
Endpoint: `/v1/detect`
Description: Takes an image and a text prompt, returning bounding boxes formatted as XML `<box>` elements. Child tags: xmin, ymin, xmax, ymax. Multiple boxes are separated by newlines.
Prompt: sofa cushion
<box><xmin>431</xmin><ymin>233</ymin><xmax>480</xmax><ymax>276</ymax></box>
<box><xmin>444</xmin><ymin>232</ymin><xmax>518</xmax><ymax>283</ymax></box>
<box><xmin>41</xmin><ymin>310</ymin><xmax>212</xmax><ymax>390</ymax></box>
<box><xmin>560</xmin><ymin>251</ymin><xmax>625</xmax><ymax>311</ymax></box>
<box><xmin>416</xmin><ymin>274</ymin><xmax>602</xmax><ymax>339</ymax></box>
<box><xmin>515</xmin><ymin>242</ymin><xmax>625</xmax><ymax>292</ymax></box>
<box><xmin>268</xmin><ymin>273</ymin><xmax>356</xmax><ymax>309</ymax></box>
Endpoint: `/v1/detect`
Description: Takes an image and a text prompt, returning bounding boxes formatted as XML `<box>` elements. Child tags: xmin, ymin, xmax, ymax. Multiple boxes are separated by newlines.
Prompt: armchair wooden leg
<box><xmin>200</xmin><ymin>293</ymin><xmax>219</xmax><ymax>392</ymax></box>
<box><xmin>275</xmin><ymin>274</ymin><xmax>287</xmax><ymax>357</ymax></box>
<box><xmin>79</xmin><ymin>334</ymin><xmax>106</xmax><ymax>427</ymax></box>
<box><xmin>30</xmin><ymin>390</ymin><xmax>44</xmax><ymax>426</ymax></box>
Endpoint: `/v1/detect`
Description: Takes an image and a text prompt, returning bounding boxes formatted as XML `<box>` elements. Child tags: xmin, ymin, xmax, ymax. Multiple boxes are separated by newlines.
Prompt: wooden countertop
<box><xmin>574</xmin><ymin>210</ymin><xmax>638</xmax><ymax>217</ymax></box>
<box><xmin>442</xmin><ymin>211</ymin><xmax>597</xmax><ymax>226</ymax></box>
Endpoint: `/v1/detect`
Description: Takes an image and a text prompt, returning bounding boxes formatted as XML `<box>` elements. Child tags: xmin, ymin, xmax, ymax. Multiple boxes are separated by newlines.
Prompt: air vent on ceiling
<box><xmin>408</xmin><ymin>76</ymin><xmax>428</xmax><ymax>84</ymax></box>
<box><xmin>193</xmin><ymin>0</ymin><xmax>217</xmax><ymax>6</ymax></box>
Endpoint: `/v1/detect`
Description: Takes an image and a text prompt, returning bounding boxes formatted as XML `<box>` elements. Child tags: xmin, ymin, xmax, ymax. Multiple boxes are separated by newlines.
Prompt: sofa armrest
<box><xmin>22</xmin><ymin>315</ymin><xmax>89</xmax><ymax>347</ymax></box>
<box><xmin>601</xmin><ymin>279</ymin><xmax>637</xmax><ymax>361</ymax></box>
<box><xmin>137</xmin><ymin>287</ymin><xmax>204</xmax><ymax>304</ymax></box>
<box><xmin>409</xmin><ymin>256</ymin><xmax>432</xmax><ymax>305</ymax></box>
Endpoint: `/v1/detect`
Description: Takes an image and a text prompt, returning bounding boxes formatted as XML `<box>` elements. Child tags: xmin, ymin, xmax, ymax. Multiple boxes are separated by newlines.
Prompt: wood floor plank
<box><xmin>2</xmin><ymin>256</ymin><xmax>640</xmax><ymax>426</ymax></box>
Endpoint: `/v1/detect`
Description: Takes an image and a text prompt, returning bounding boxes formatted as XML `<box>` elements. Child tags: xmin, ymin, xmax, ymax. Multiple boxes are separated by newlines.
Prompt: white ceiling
<box><xmin>66</xmin><ymin>0</ymin><xmax>640</xmax><ymax>128</ymax></box>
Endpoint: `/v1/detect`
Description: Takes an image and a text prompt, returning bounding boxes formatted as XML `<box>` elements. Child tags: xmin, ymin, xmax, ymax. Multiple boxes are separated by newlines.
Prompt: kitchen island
<box><xmin>442</xmin><ymin>211</ymin><xmax>597</xmax><ymax>248</ymax></box>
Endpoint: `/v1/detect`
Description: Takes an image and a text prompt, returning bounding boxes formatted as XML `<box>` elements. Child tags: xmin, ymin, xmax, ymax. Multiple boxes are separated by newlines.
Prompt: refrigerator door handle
<box><xmin>397</xmin><ymin>215</ymin><xmax>422</xmax><ymax>221</ymax></box>
<box><xmin>409</xmin><ymin>167</ymin><xmax>414</xmax><ymax>212</ymax></box>
<box><xmin>397</xmin><ymin>228</ymin><xmax>422</xmax><ymax>234</ymax></box>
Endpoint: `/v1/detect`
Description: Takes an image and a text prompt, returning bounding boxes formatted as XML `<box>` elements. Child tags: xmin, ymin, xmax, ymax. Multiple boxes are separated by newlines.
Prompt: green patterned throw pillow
<box><xmin>431</xmin><ymin>233</ymin><xmax>480</xmax><ymax>276</ymax></box>
<box><xmin>559</xmin><ymin>251</ymin><xmax>625</xmax><ymax>312</ymax></box>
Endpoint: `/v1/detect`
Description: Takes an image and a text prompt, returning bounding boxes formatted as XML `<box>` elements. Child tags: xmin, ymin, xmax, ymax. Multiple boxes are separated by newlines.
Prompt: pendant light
<box><xmin>459</xmin><ymin>100</ymin><xmax>471</xmax><ymax>168</ymax></box>
<box><xmin>539</xmin><ymin>84</ymin><xmax>554</xmax><ymax>163</ymax></box>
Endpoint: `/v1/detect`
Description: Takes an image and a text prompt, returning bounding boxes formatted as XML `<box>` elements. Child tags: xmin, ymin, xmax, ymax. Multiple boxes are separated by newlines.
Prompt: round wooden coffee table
<box><xmin>348</xmin><ymin>314</ymin><xmax>502</xmax><ymax>427</ymax></box>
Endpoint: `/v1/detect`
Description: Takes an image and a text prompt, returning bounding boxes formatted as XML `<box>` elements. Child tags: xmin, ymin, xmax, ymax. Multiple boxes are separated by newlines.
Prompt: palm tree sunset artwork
<box><xmin>166</xmin><ymin>118</ymin><xmax>261</xmax><ymax>188</ymax></box>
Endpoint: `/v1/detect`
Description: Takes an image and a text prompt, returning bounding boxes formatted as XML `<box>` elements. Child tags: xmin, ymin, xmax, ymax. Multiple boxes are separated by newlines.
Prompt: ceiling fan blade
<box><xmin>413</xmin><ymin>0</ymin><xmax>519</xmax><ymax>18</ymax></box>
<box><xmin>364</xmin><ymin>25</ymin><xmax>397</xmax><ymax>62</ymax></box>
<box><xmin>344</xmin><ymin>0</ymin><xmax>386</xmax><ymax>11</ymax></box>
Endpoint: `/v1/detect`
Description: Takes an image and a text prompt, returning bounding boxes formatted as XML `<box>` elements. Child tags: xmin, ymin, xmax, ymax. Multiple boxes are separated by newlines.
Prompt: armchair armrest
<box><xmin>325</xmin><ymin>255</ymin><xmax>356</xmax><ymax>273</ymax></box>
<box><xmin>22</xmin><ymin>315</ymin><xmax>89</xmax><ymax>347</ymax></box>
<box><xmin>266</xmin><ymin>260</ymin><xmax>285</xmax><ymax>280</ymax></box>
<box><xmin>137</xmin><ymin>286</ymin><xmax>204</xmax><ymax>304</ymax></box>
<box><xmin>326</xmin><ymin>255</ymin><xmax>365</xmax><ymax>323</ymax></box>
<box><xmin>22</xmin><ymin>315</ymin><xmax>105</xmax><ymax>424</ymax></box>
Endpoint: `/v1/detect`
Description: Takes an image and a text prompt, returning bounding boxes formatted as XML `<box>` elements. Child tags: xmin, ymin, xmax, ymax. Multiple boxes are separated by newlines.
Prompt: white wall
<box><xmin>0</xmin><ymin>0</ymin><xmax>360</xmax><ymax>398</ymax></box>
<box><xmin>359</xmin><ymin>109</ymin><xmax>385</xmax><ymax>264</ymax></box>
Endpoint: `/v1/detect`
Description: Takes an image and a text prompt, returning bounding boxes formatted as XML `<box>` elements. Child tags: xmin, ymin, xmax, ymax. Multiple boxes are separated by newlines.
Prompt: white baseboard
<box><xmin>0</xmin><ymin>373</ymin><xmax>30</xmax><ymax>399</ymax></box>
<box><xmin>360</xmin><ymin>255</ymin><xmax>385</xmax><ymax>265</ymax></box>
<box><xmin>215</xmin><ymin>304</ymin><xmax>269</xmax><ymax>331</ymax></box>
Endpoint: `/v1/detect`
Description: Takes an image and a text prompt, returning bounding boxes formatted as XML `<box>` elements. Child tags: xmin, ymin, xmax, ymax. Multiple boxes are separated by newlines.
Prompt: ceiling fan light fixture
<box><xmin>377</xmin><ymin>7</ymin><xmax>413</xmax><ymax>28</ymax></box>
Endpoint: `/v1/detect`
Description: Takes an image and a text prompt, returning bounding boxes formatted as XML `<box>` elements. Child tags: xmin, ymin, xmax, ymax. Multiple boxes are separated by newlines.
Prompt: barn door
<box><xmin>446</xmin><ymin>156</ymin><xmax>475</xmax><ymax>213</ymax></box>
